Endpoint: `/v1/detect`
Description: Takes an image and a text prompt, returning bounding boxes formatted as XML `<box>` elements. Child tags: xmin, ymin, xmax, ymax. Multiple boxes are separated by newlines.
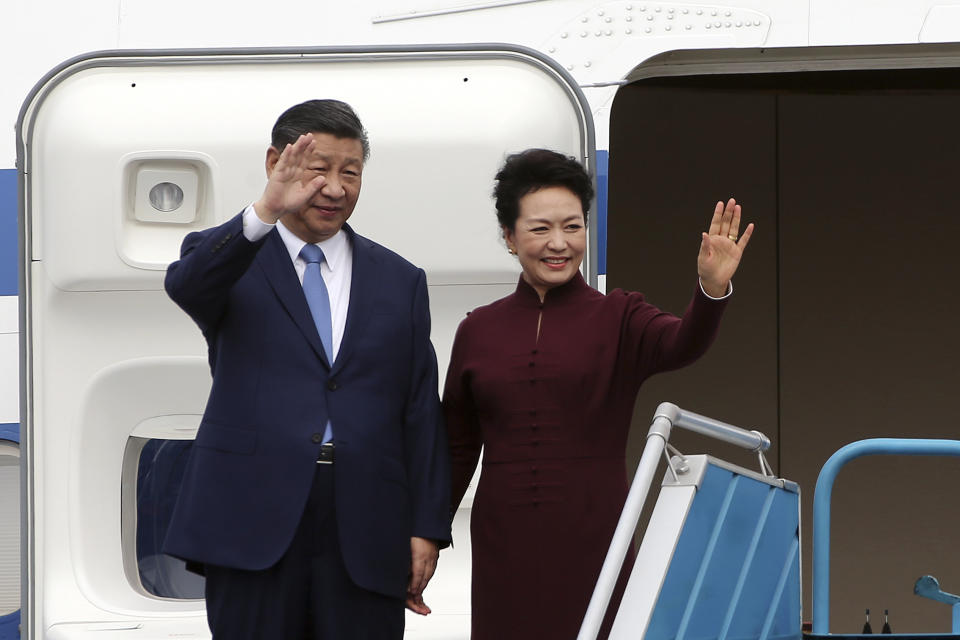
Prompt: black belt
<box><xmin>317</xmin><ymin>442</ymin><xmax>335</xmax><ymax>464</ymax></box>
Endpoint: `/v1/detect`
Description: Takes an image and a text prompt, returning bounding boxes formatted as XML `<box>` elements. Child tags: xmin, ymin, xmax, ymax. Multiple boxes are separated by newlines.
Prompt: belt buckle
<box><xmin>317</xmin><ymin>442</ymin><xmax>335</xmax><ymax>465</ymax></box>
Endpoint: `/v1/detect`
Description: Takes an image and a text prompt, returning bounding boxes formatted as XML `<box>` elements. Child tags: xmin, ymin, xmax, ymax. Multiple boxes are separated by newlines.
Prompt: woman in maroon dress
<box><xmin>442</xmin><ymin>149</ymin><xmax>754</xmax><ymax>639</ymax></box>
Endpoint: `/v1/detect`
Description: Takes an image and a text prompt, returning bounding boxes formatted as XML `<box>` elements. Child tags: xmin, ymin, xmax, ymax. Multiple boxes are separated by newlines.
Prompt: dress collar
<box><xmin>514</xmin><ymin>271</ymin><xmax>591</xmax><ymax>307</ymax></box>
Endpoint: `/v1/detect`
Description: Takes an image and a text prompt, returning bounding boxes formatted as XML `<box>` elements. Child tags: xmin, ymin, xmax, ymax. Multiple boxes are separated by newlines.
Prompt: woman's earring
<box><xmin>508</xmin><ymin>247</ymin><xmax>517</xmax><ymax>255</ymax></box>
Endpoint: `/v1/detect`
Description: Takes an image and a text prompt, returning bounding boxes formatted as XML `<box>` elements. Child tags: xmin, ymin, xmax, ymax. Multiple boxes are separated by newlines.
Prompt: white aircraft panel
<box><xmin>29</xmin><ymin>54</ymin><xmax>585</xmax><ymax>291</ymax></box>
<box><xmin>919</xmin><ymin>6</ymin><xmax>960</xmax><ymax>43</ymax></box>
<box><xmin>0</xmin><ymin>332</ymin><xmax>18</xmax><ymax>425</ymax></box>
<box><xmin>1</xmin><ymin>0</ymin><xmax>119</xmax><ymax>155</ymax></box>
<box><xmin>810</xmin><ymin>0</ymin><xmax>940</xmax><ymax>45</ymax></box>
<box><xmin>46</xmin><ymin>619</ymin><xmax>210</xmax><ymax>639</ymax></box>
<box><xmin>0</xmin><ymin>297</ymin><xmax>16</xmax><ymax>334</ymax></box>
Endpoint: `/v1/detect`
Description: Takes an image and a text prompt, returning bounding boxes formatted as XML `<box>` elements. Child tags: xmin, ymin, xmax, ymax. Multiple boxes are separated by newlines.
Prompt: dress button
<box><xmin>327</xmin><ymin>379</ymin><xmax>338</xmax><ymax>391</ymax></box>
<box><xmin>529</xmin><ymin>379</ymin><xmax>536</xmax><ymax>385</ymax></box>
<box><xmin>531</xmin><ymin>467</ymin><xmax>538</xmax><ymax>474</ymax></box>
<box><xmin>531</xmin><ymin>424</ymin><xmax>539</xmax><ymax>431</ymax></box>
<box><xmin>531</xmin><ymin>349</ymin><xmax>538</xmax><ymax>355</ymax></box>
<box><xmin>528</xmin><ymin>362</ymin><xmax>535</xmax><ymax>367</ymax></box>
<box><xmin>311</xmin><ymin>433</ymin><xmax>323</xmax><ymax>444</ymax></box>
<box><xmin>529</xmin><ymin>410</ymin><xmax>536</xmax><ymax>416</ymax></box>
<box><xmin>532</xmin><ymin>440</ymin><xmax>539</xmax><ymax>446</ymax></box>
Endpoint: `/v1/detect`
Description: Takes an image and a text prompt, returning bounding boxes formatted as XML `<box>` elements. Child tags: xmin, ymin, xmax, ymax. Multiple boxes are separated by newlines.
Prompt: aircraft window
<box><xmin>0</xmin><ymin>442</ymin><xmax>18</xmax><ymax>616</ymax></box>
<box><xmin>126</xmin><ymin>437</ymin><xmax>205</xmax><ymax>599</ymax></box>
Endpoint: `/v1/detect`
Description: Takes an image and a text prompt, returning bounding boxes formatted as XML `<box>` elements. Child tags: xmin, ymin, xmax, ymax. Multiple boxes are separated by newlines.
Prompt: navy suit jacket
<box><xmin>162</xmin><ymin>212</ymin><xmax>451</xmax><ymax>598</ymax></box>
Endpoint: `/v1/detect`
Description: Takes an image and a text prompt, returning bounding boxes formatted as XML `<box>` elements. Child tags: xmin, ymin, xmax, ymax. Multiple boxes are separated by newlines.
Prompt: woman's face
<box><xmin>503</xmin><ymin>186</ymin><xmax>586</xmax><ymax>299</ymax></box>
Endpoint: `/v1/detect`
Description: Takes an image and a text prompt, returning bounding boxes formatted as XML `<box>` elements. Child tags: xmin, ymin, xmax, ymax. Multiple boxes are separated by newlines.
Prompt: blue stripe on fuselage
<box><xmin>0</xmin><ymin>169</ymin><xmax>17</xmax><ymax>297</ymax></box>
<box><xmin>596</xmin><ymin>150</ymin><xmax>608</xmax><ymax>276</ymax></box>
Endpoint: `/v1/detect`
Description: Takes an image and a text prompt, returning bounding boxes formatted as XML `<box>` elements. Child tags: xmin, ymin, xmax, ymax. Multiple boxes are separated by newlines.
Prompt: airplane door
<box><xmin>17</xmin><ymin>46</ymin><xmax>594</xmax><ymax>639</ymax></box>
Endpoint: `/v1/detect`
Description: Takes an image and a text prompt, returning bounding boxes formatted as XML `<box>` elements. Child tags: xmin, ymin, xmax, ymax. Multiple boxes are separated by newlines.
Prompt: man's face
<box><xmin>269</xmin><ymin>132</ymin><xmax>364</xmax><ymax>243</ymax></box>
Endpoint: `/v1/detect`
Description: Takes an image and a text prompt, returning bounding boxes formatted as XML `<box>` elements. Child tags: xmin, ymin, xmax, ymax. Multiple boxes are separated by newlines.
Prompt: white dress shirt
<box><xmin>242</xmin><ymin>204</ymin><xmax>352</xmax><ymax>362</ymax></box>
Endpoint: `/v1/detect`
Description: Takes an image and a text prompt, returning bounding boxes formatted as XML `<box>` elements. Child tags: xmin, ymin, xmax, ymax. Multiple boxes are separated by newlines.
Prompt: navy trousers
<box><xmin>203</xmin><ymin>464</ymin><xmax>405</xmax><ymax>639</ymax></box>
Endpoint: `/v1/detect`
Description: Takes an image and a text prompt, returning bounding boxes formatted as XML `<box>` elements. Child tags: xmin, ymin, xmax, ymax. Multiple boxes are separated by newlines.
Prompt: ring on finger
<box><xmin>727</xmin><ymin>234</ymin><xmax>738</xmax><ymax>241</ymax></box>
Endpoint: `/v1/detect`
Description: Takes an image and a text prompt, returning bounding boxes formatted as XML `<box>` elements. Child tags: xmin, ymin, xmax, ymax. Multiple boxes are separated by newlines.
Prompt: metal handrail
<box><xmin>578</xmin><ymin>402</ymin><xmax>772</xmax><ymax>640</ymax></box>
<box><xmin>811</xmin><ymin>438</ymin><xmax>960</xmax><ymax>635</ymax></box>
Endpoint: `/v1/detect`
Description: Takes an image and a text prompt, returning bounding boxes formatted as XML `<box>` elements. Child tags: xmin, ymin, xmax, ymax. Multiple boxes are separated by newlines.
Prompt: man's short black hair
<box><xmin>271</xmin><ymin>99</ymin><xmax>370</xmax><ymax>161</ymax></box>
<box><xmin>493</xmin><ymin>149</ymin><xmax>594</xmax><ymax>230</ymax></box>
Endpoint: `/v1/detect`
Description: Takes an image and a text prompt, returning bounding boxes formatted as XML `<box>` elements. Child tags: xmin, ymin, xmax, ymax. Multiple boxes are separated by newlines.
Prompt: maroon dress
<box><xmin>442</xmin><ymin>273</ymin><xmax>728</xmax><ymax>640</ymax></box>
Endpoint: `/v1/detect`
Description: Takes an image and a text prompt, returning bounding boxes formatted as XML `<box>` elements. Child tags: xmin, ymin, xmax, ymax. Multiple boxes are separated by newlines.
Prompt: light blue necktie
<box><xmin>300</xmin><ymin>243</ymin><xmax>334</xmax><ymax>443</ymax></box>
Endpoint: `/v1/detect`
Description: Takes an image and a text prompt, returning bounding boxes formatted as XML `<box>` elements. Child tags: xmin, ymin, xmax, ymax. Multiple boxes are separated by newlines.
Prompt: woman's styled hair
<box><xmin>493</xmin><ymin>149</ymin><xmax>594</xmax><ymax>230</ymax></box>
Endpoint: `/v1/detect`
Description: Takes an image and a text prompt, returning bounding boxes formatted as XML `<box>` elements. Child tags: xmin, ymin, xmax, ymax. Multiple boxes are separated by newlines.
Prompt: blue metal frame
<box><xmin>811</xmin><ymin>438</ymin><xmax>960</xmax><ymax>634</ymax></box>
<box><xmin>0</xmin><ymin>612</ymin><xmax>18</xmax><ymax>640</ymax></box>
<box><xmin>0</xmin><ymin>169</ymin><xmax>16</xmax><ymax>297</ymax></box>
<box><xmin>646</xmin><ymin>465</ymin><xmax>801</xmax><ymax>640</ymax></box>
<box><xmin>595</xmin><ymin>150</ymin><xmax>608</xmax><ymax>276</ymax></box>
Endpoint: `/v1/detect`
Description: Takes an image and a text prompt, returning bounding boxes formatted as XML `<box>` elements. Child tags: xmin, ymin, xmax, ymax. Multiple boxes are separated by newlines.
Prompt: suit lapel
<box><xmin>257</xmin><ymin>230</ymin><xmax>330</xmax><ymax>366</ymax></box>
<box><xmin>332</xmin><ymin>226</ymin><xmax>377</xmax><ymax>376</ymax></box>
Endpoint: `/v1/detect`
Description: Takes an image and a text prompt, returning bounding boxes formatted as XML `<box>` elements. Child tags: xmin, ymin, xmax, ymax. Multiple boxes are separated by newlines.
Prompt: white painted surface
<box><xmin>0</xmin><ymin>295</ymin><xmax>16</xmax><ymax>427</ymax></box>
<box><xmin>0</xmin><ymin>297</ymin><xmax>16</xmax><ymax>335</ymax></box>
<box><xmin>809</xmin><ymin>0</ymin><xmax>956</xmax><ymax>45</ymax></box>
<box><xmin>0</xmin><ymin>331</ymin><xmax>17</xmax><ymax>425</ymax></box>
<box><xmin>920</xmin><ymin>5</ymin><xmax>960</xmax><ymax>42</ymax></box>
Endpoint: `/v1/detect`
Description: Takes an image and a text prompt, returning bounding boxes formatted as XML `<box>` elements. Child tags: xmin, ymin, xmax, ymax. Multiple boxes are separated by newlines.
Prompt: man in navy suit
<box><xmin>163</xmin><ymin>99</ymin><xmax>451</xmax><ymax>639</ymax></box>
